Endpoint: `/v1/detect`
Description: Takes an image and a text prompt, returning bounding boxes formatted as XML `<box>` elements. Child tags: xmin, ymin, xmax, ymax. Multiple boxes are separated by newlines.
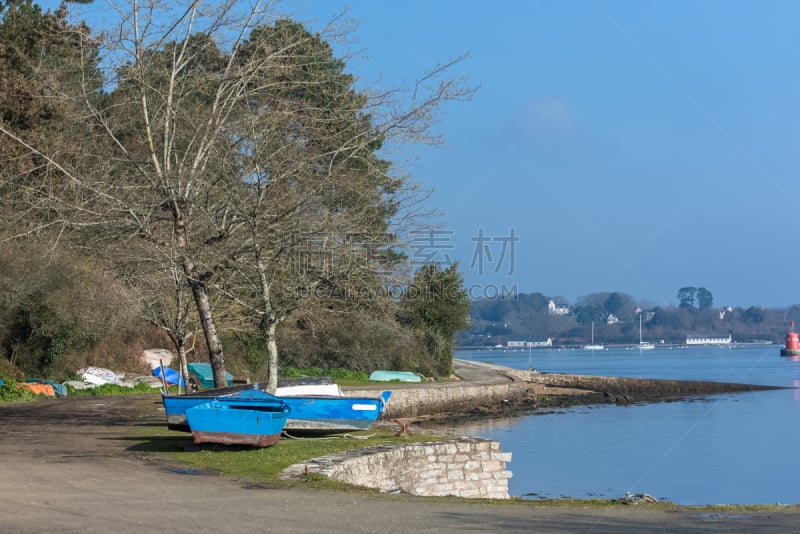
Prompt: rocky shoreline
<box><xmin>526</xmin><ymin>372</ymin><xmax>782</xmax><ymax>404</ymax></box>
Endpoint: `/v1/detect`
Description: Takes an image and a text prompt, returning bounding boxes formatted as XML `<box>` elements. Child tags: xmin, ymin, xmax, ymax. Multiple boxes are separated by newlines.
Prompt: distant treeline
<box><xmin>459</xmin><ymin>292</ymin><xmax>800</xmax><ymax>346</ymax></box>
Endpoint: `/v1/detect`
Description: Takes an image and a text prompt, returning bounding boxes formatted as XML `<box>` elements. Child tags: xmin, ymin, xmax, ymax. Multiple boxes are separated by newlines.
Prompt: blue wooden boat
<box><xmin>185</xmin><ymin>398</ymin><xmax>289</xmax><ymax>447</ymax></box>
<box><xmin>162</xmin><ymin>388</ymin><xmax>248</xmax><ymax>431</ymax></box>
<box><xmin>162</xmin><ymin>386</ymin><xmax>391</xmax><ymax>433</ymax></box>
<box><xmin>280</xmin><ymin>390</ymin><xmax>392</xmax><ymax>433</ymax></box>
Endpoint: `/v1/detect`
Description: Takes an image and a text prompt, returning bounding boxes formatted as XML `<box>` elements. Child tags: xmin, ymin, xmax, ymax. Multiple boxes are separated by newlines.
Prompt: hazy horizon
<box><xmin>306</xmin><ymin>1</ymin><xmax>800</xmax><ymax>309</ymax></box>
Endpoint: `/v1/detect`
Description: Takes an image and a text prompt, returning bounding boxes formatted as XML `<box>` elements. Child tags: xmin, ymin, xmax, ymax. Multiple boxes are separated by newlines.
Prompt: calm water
<box><xmin>446</xmin><ymin>345</ymin><xmax>800</xmax><ymax>505</ymax></box>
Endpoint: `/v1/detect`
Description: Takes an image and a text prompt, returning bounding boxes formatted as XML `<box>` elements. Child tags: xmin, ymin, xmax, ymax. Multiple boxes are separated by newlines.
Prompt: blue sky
<box><xmin>304</xmin><ymin>1</ymin><xmax>800</xmax><ymax>309</ymax></box>
<box><xmin>54</xmin><ymin>1</ymin><xmax>800</xmax><ymax>308</ymax></box>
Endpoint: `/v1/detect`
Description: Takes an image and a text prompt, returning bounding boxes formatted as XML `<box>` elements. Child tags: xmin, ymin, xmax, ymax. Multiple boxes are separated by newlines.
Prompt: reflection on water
<box><xmin>418</xmin><ymin>414</ymin><xmax>528</xmax><ymax>436</ymax></box>
<box><xmin>450</xmin><ymin>345</ymin><xmax>800</xmax><ymax>505</ymax></box>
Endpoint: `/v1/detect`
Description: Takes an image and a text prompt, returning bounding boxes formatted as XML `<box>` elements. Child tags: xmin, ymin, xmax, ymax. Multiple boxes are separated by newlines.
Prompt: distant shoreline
<box><xmin>455</xmin><ymin>341</ymin><xmax>780</xmax><ymax>351</ymax></box>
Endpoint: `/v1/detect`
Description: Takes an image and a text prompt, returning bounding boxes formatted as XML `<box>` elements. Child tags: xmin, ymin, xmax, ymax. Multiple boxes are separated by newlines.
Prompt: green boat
<box><xmin>187</xmin><ymin>362</ymin><xmax>234</xmax><ymax>388</ymax></box>
<box><xmin>368</xmin><ymin>370</ymin><xmax>421</xmax><ymax>383</ymax></box>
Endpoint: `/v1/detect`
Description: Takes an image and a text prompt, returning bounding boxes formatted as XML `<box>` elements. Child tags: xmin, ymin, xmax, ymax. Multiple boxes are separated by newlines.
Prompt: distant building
<box><xmin>686</xmin><ymin>334</ymin><xmax>732</xmax><ymax>345</ymax></box>
<box><xmin>547</xmin><ymin>300</ymin><xmax>570</xmax><ymax>316</ymax></box>
<box><xmin>606</xmin><ymin>314</ymin><xmax>619</xmax><ymax>325</ymax></box>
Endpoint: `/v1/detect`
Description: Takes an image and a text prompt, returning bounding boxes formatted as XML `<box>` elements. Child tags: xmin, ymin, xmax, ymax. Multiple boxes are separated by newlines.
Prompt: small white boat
<box><xmin>639</xmin><ymin>315</ymin><xmax>654</xmax><ymax>350</ymax></box>
<box><xmin>583</xmin><ymin>322</ymin><xmax>604</xmax><ymax>350</ymax></box>
<box><xmin>275</xmin><ymin>383</ymin><xmax>343</xmax><ymax>396</ymax></box>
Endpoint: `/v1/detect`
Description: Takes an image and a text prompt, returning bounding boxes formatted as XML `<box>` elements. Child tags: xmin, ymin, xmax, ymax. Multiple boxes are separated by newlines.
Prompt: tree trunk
<box><xmin>261</xmin><ymin>316</ymin><xmax>279</xmax><ymax>393</ymax></box>
<box><xmin>186</xmin><ymin>274</ymin><xmax>227</xmax><ymax>388</ymax></box>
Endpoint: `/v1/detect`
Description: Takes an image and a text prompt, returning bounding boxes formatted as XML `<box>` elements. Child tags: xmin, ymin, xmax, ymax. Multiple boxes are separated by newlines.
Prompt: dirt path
<box><xmin>2</xmin><ymin>394</ymin><xmax>800</xmax><ymax>533</ymax></box>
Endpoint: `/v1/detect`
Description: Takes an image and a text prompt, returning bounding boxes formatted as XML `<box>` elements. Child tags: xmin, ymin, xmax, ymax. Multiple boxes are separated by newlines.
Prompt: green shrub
<box><xmin>328</xmin><ymin>368</ymin><xmax>370</xmax><ymax>382</ymax></box>
<box><xmin>0</xmin><ymin>379</ymin><xmax>41</xmax><ymax>403</ymax></box>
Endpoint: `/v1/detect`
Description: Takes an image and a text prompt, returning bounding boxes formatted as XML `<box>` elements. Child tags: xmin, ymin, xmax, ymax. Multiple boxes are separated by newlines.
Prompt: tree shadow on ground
<box><xmin>101</xmin><ymin>434</ymin><xmax>189</xmax><ymax>453</ymax></box>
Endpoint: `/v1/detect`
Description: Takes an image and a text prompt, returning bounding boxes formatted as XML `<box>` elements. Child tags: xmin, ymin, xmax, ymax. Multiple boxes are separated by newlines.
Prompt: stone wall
<box><xmin>282</xmin><ymin>438</ymin><xmax>512</xmax><ymax>499</ymax></box>
<box><xmin>345</xmin><ymin>382</ymin><xmax>528</xmax><ymax>419</ymax></box>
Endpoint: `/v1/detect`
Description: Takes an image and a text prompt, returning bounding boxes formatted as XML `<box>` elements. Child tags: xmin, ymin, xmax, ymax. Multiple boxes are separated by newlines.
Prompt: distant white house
<box><xmin>606</xmin><ymin>314</ymin><xmax>619</xmax><ymax>325</ymax></box>
<box><xmin>507</xmin><ymin>339</ymin><xmax>553</xmax><ymax>348</ymax></box>
<box><xmin>547</xmin><ymin>300</ymin><xmax>570</xmax><ymax>316</ymax></box>
<box><xmin>686</xmin><ymin>334</ymin><xmax>732</xmax><ymax>345</ymax></box>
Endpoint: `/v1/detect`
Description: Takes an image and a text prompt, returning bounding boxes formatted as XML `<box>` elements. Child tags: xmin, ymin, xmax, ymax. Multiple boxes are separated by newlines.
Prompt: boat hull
<box><xmin>163</xmin><ymin>394</ymin><xmax>223</xmax><ymax>431</ymax></box>
<box><xmin>186</xmin><ymin>400</ymin><xmax>288</xmax><ymax>447</ymax></box>
<box><xmin>282</xmin><ymin>392</ymin><xmax>390</xmax><ymax>431</ymax></box>
<box><xmin>163</xmin><ymin>385</ymin><xmax>274</xmax><ymax>431</ymax></box>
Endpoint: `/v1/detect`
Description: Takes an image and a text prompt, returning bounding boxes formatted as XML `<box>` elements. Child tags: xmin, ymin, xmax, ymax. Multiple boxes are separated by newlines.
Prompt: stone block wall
<box><xmin>345</xmin><ymin>383</ymin><xmax>528</xmax><ymax>419</ymax></box>
<box><xmin>282</xmin><ymin>438</ymin><xmax>512</xmax><ymax>499</ymax></box>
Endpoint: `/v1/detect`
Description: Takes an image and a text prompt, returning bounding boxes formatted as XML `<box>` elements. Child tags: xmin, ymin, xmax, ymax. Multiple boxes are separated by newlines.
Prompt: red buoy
<box><xmin>780</xmin><ymin>321</ymin><xmax>800</xmax><ymax>357</ymax></box>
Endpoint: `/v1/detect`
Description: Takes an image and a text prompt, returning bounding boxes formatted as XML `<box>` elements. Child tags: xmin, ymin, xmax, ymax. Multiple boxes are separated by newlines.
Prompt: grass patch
<box><xmin>67</xmin><ymin>382</ymin><xmax>170</xmax><ymax>396</ymax></box>
<box><xmin>130</xmin><ymin>421</ymin><xmax>446</xmax><ymax>489</ymax></box>
<box><xmin>279</xmin><ymin>366</ymin><xmax>461</xmax><ymax>387</ymax></box>
<box><xmin>174</xmin><ymin>428</ymin><xmax>443</xmax><ymax>482</ymax></box>
<box><xmin>280</xmin><ymin>367</ymin><xmax>372</xmax><ymax>387</ymax></box>
<box><xmin>0</xmin><ymin>377</ymin><xmax>178</xmax><ymax>404</ymax></box>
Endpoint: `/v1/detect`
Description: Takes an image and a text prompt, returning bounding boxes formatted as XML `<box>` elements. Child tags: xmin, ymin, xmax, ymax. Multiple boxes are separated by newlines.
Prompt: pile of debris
<box><xmin>65</xmin><ymin>366</ymin><xmax>164</xmax><ymax>390</ymax></box>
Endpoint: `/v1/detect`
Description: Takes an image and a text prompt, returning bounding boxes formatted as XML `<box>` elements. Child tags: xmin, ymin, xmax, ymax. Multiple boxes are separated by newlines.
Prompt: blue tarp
<box><xmin>152</xmin><ymin>366</ymin><xmax>185</xmax><ymax>387</ymax></box>
<box><xmin>46</xmin><ymin>380</ymin><xmax>68</xmax><ymax>397</ymax></box>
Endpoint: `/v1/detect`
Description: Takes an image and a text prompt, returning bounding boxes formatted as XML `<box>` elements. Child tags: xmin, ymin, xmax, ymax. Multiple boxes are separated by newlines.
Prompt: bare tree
<box><xmin>0</xmin><ymin>1</ymin><xmax>472</xmax><ymax>387</ymax></box>
<box><xmin>202</xmin><ymin>19</ymin><xmax>472</xmax><ymax>390</ymax></box>
<box><xmin>2</xmin><ymin>1</ymin><xmax>280</xmax><ymax>386</ymax></box>
<box><xmin>133</xmin><ymin>256</ymin><xmax>198</xmax><ymax>390</ymax></box>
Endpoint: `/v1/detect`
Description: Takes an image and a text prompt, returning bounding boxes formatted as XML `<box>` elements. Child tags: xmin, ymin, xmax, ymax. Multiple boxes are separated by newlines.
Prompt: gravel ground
<box><xmin>2</xmin><ymin>375</ymin><xmax>800</xmax><ymax>533</ymax></box>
